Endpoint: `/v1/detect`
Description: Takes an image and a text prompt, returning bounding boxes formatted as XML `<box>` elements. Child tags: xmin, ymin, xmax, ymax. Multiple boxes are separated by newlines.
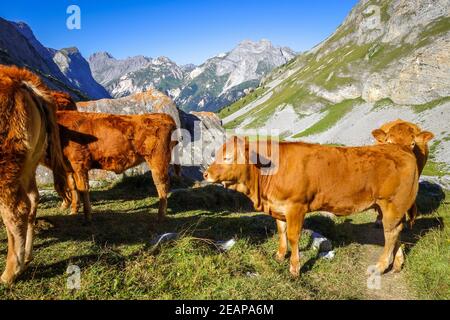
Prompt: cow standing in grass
<box><xmin>0</xmin><ymin>66</ymin><xmax>68</xmax><ymax>284</ymax></box>
<box><xmin>372</xmin><ymin>119</ymin><xmax>434</xmax><ymax>227</ymax></box>
<box><xmin>55</xmin><ymin>111</ymin><xmax>178</xmax><ymax>221</ymax></box>
<box><xmin>204</xmin><ymin>137</ymin><xmax>419</xmax><ymax>277</ymax></box>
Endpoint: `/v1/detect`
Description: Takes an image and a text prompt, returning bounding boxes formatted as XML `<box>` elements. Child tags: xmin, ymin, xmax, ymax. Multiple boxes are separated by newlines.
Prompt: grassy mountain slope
<box><xmin>219</xmin><ymin>0</ymin><xmax>450</xmax><ymax>173</ymax></box>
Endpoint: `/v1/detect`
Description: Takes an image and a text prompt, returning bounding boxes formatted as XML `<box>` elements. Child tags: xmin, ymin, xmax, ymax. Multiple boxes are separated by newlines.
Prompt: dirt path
<box><xmin>362</xmin><ymin>244</ymin><xmax>416</xmax><ymax>300</ymax></box>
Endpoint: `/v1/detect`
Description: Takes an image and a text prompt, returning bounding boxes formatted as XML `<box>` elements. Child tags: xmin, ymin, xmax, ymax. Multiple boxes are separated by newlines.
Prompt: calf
<box><xmin>56</xmin><ymin>111</ymin><xmax>178</xmax><ymax>221</ymax></box>
<box><xmin>372</xmin><ymin>119</ymin><xmax>434</xmax><ymax>175</ymax></box>
<box><xmin>0</xmin><ymin>66</ymin><xmax>68</xmax><ymax>284</ymax></box>
<box><xmin>372</xmin><ymin>119</ymin><xmax>434</xmax><ymax>226</ymax></box>
<box><xmin>204</xmin><ymin>137</ymin><xmax>419</xmax><ymax>277</ymax></box>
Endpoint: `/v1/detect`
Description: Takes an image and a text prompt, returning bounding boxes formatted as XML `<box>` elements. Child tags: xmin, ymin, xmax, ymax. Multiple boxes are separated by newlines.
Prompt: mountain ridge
<box><xmin>89</xmin><ymin>39</ymin><xmax>296</xmax><ymax>112</ymax></box>
<box><xmin>0</xmin><ymin>18</ymin><xmax>110</xmax><ymax>100</ymax></box>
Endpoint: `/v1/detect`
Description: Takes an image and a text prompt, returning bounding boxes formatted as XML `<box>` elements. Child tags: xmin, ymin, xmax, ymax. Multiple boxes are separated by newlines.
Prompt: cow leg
<box><xmin>374</xmin><ymin>207</ymin><xmax>383</xmax><ymax>229</ymax></box>
<box><xmin>60</xmin><ymin>198</ymin><xmax>70</xmax><ymax>210</ymax></box>
<box><xmin>73</xmin><ymin>170</ymin><xmax>92</xmax><ymax>222</ymax></box>
<box><xmin>406</xmin><ymin>203</ymin><xmax>417</xmax><ymax>229</ymax></box>
<box><xmin>286</xmin><ymin>207</ymin><xmax>306</xmax><ymax>277</ymax></box>
<box><xmin>375</xmin><ymin>203</ymin><xmax>404</xmax><ymax>274</ymax></box>
<box><xmin>173</xmin><ymin>164</ymin><xmax>182</xmax><ymax>178</ymax></box>
<box><xmin>24</xmin><ymin>178</ymin><xmax>39</xmax><ymax>265</ymax></box>
<box><xmin>392</xmin><ymin>241</ymin><xmax>405</xmax><ymax>272</ymax></box>
<box><xmin>0</xmin><ymin>188</ymin><xmax>30</xmax><ymax>285</ymax></box>
<box><xmin>67</xmin><ymin>172</ymin><xmax>80</xmax><ymax>215</ymax></box>
<box><xmin>275</xmin><ymin>219</ymin><xmax>287</xmax><ymax>262</ymax></box>
<box><xmin>147</xmin><ymin>158</ymin><xmax>170</xmax><ymax>221</ymax></box>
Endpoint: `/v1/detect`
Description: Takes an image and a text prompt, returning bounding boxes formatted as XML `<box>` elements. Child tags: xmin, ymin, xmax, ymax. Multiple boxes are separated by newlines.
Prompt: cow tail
<box><xmin>44</xmin><ymin>107</ymin><xmax>70</xmax><ymax>203</ymax></box>
<box><xmin>25</xmin><ymin>84</ymin><xmax>72</xmax><ymax>204</ymax></box>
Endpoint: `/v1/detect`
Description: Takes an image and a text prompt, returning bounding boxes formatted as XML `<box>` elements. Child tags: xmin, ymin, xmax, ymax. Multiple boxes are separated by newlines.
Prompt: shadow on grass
<box><xmin>88</xmin><ymin>173</ymin><xmax>196</xmax><ymax>203</ymax></box>
<box><xmin>168</xmin><ymin>185</ymin><xmax>254</xmax><ymax>214</ymax></box>
<box><xmin>416</xmin><ymin>181</ymin><xmax>446</xmax><ymax>215</ymax></box>
<box><xmin>30</xmin><ymin>175</ymin><xmax>447</xmax><ymax>280</ymax></box>
<box><xmin>36</xmin><ymin>209</ymin><xmax>275</xmax><ymax>248</ymax></box>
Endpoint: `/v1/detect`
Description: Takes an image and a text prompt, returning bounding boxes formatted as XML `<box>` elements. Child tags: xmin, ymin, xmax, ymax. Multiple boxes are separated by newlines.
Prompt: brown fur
<box><xmin>372</xmin><ymin>119</ymin><xmax>434</xmax><ymax>226</ymax></box>
<box><xmin>0</xmin><ymin>65</ymin><xmax>68</xmax><ymax>285</ymax></box>
<box><xmin>50</xmin><ymin>91</ymin><xmax>77</xmax><ymax>111</ymax></box>
<box><xmin>372</xmin><ymin>119</ymin><xmax>434</xmax><ymax>175</ymax></box>
<box><xmin>56</xmin><ymin>111</ymin><xmax>178</xmax><ymax>221</ymax></box>
<box><xmin>205</xmin><ymin>137</ymin><xmax>419</xmax><ymax>277</ymax></box>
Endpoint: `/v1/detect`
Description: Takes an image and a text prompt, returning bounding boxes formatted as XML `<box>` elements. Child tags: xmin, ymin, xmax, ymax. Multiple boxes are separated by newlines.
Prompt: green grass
<box><xmin>372</xmin><ymin>98</ymin><xmax>395</xmax><ymax>110</ymax></box>
<box><xmin>293</xmin><ymin>98</ymin><xmax>363</xmax><ymax>138</ymax></box>
<box><xmin>405</xmin><ymin>193</ymin><xmax>450</xmax><ymax>299</ymax></box>
<box><xmin>419</xmin><ymin>16</ymin><xmax>450</xmax><ymax>43</ymax></box>
<box><xmin>412</xmin><ymin>96</ymin><xmax>450</xmax><ymax>113</ymax></box>
<box><xmin>0</xmin><ymin>173</ymin><xmax>448</xmax><ymax>299</ymax></box>
<box><xmin>422</xmin><ymin>161</ymin><xmax>449</xmax><ymax>177</ymax></box>
<box><xmin>218</xmin><ymin>87</ymin><xmax>266</xmax><ymax>119</ymax></box>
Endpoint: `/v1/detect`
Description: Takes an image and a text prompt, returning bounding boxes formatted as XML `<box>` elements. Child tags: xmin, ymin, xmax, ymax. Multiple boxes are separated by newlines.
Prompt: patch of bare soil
<box><xmin>363</xmin><ymin>244</ymin><xmax>416</xmax><ymax>300</ymax></box>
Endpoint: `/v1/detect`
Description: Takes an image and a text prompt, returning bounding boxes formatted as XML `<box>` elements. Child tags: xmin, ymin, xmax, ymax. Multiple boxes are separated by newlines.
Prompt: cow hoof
<box><xmin>374</xmin><ymin>262</ymin><xmax>389</xmax><ymax>275</ymax></box>
<box><xmin>1</xmin><ymin>272</ymin><xmax>15</xmax><ymax>286</ymax></box>
<box><xmin>25</xmin><ymin>257</ymin><xmax>34</xmax><ymax>267</ymax></box>
<box><xmin>289</xmin><ymin>265</ymin><xmax>300</xmax><ymax>278</ymax></box>
<box><xmin>275</xmin><ymin>252</ymin><xmax>286</xmax><ymax>262</ymax></box>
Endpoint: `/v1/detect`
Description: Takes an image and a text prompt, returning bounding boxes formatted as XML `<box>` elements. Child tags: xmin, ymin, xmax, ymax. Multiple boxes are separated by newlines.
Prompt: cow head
<box><xmin>372</xmin><ymin>121</ymin><xmax>434</xmax><ymax>150</ymax></box>
<box><xmin>372</xmin><ymin>120</ymin><xmax>434</xmax><ymax>174</ymax></box>
<box><xmin>204</xmin><ymin>136</ymin><xmax>274</xmax><ymax>189</ymax></box>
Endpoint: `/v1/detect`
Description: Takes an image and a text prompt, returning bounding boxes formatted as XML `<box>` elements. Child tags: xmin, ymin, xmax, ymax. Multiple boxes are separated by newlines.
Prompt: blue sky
<box><xmin>1</xmin><ymin>0</ymin><xmax>358</xmax><ymax>65</ymax></box>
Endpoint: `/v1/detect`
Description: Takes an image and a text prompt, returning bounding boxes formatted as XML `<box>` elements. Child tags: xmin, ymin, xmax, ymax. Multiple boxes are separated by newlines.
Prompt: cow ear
<box><xmin>415</xmin><ymin>131</ymin><xmax>434</xmax><ymax>144</ymax></box>
<box><xmin>372</xmin><ymin>129</ymin><xmax>387</xmax><ymax>143</ymax></box>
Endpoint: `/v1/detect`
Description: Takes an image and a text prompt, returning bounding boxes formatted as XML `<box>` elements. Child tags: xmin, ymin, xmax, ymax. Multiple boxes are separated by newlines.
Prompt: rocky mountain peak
<box><xmin>90</xmin><ymin>39</ymin><xmax>296</xmax><ymax>112</ymax></box>
<box><xmin>89</xmin><ymin>51</ymin><xmax>114</xmax><ymax>61</ymax></box>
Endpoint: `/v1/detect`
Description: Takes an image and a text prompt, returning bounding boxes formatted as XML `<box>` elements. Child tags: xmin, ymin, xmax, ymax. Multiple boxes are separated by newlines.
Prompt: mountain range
<box><xmin>0</xmin><ymin>18</ymin><xmax>109</xmax><ymax>100</ymax></box>
<box><xmin>219</xmin><ymin>0</ymin><xmax>450</xmax><ymax>172</ymax></box>
<box><xmin>0</xmin><ymin>16</ymin><xmax>296</xmax><ymax>112</ymax></box>
<box><xmin>89</xmin><ymin>40</ymin><xmax>296</xmax><ymax>112</ymax></box>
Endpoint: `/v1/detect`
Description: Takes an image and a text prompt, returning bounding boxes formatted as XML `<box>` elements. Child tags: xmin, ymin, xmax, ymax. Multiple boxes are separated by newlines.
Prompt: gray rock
<box><xmin>53</xmin><ymin>47</ymin><xmax>110</xmax><ymax>99</ymax></box>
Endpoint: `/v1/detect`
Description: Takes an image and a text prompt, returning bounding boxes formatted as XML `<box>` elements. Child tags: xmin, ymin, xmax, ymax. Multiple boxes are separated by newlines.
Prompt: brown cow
<box><xmin>372</xmin><ymin>119</ymin><xmax>434</xmax><ymax>227</ymax></box>
<box><xmin>0</xmin><ymin>66</ymin><xmax>68</xmax><ymax>284</ymax></box>
<box><xmin>56</xmin><ymin>111</ymin><xmax>178</xmax><ymax>221</ymax></box>
<box><xmin>204</xmin><ymin>137</ymin><xmax>419</xmax><ymax>277</ymax></box>
<box><xmin>372</xmin><ymin>119</ymin><xmax>434</xmax><ymax>175</ymax></box>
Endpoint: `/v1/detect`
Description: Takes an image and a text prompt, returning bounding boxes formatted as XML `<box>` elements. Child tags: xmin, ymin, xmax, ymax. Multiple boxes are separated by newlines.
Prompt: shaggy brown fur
<box><xmin>0</xmin><ymin>65</ymin><xmax>68</xmax><ymax>285</ymax></box>
<box><xmin>50</xmin><ymin>91</ymin><xmax>77</xmax><ymax>111</ymax></box>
